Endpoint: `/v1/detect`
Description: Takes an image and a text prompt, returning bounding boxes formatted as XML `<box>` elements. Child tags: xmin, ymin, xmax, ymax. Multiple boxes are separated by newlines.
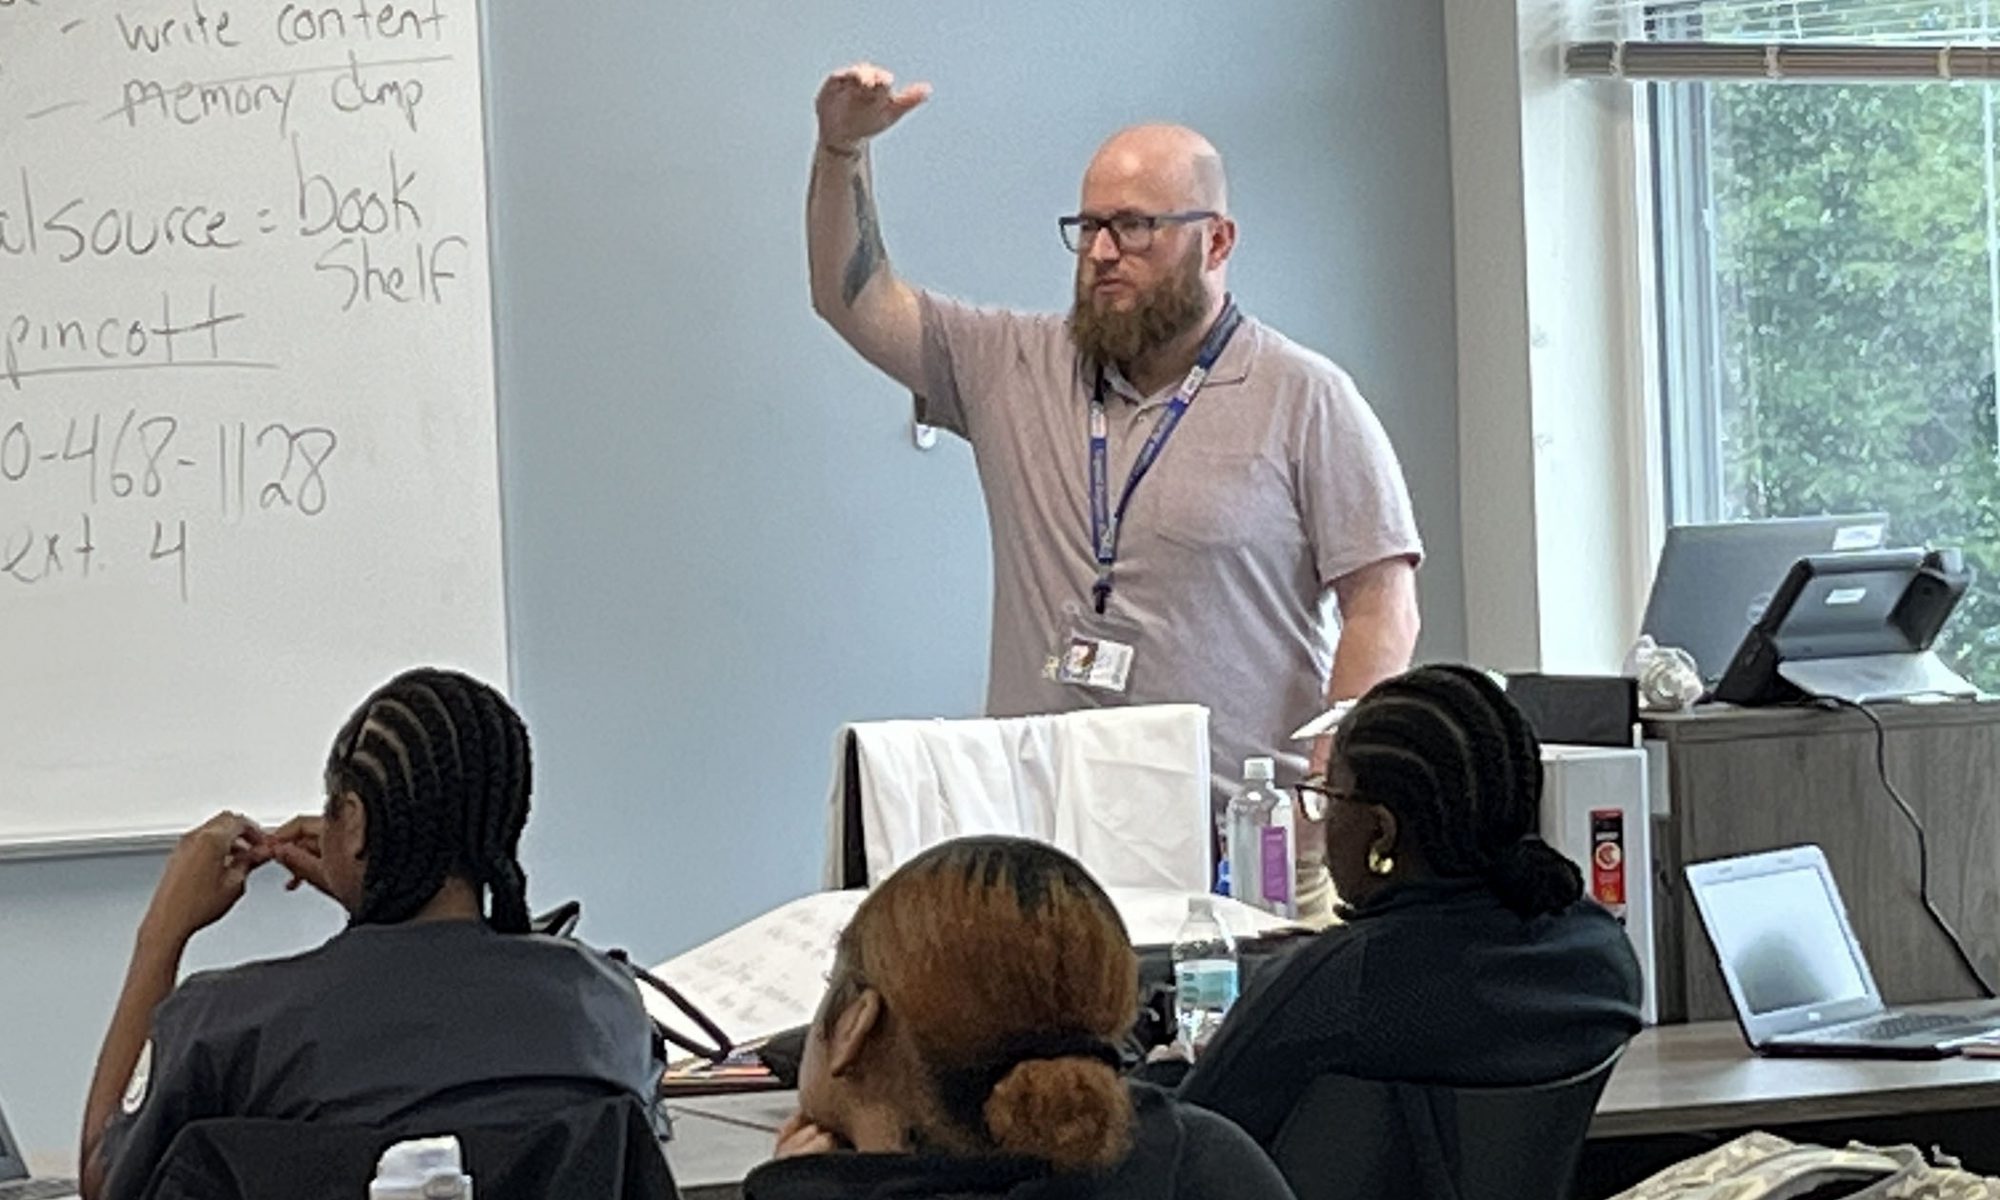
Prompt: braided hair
<box><xmin>323</xmin><ymin>667</ymin><xmax>533</xmax><ymax>931</ymax></box>
<box><xmin>1333</xmin><ymin>664</ymin><xmax>1582</xmax><ymax>918</ymax></box>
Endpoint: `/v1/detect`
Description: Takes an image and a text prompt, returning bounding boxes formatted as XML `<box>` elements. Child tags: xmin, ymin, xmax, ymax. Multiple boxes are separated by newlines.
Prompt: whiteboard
<box><xmin>0</xmin><ymin>0</ymin><xmax>507</xmax><ymax>847</ymax></box>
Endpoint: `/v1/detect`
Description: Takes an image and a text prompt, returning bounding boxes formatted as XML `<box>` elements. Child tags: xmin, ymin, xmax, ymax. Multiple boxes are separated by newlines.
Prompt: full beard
<box><xmin>1067</xmin><ymin>243</ymin><xmax>1212</xmax><ymax>370</ymax></box>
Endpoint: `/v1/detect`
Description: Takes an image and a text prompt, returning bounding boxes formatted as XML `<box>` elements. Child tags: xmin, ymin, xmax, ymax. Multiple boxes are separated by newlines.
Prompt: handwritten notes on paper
<box><xmin>645</xmin><ymin>888</ymin><xmax>1302</xmax><ymax>1053</ymax></box>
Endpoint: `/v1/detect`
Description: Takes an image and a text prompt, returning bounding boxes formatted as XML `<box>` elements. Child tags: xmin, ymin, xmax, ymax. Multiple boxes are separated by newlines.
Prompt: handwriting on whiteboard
<box><xmin>1</xmin><ymin>0</ymin><xmax>474</xmax><ymax>604</ymax></box>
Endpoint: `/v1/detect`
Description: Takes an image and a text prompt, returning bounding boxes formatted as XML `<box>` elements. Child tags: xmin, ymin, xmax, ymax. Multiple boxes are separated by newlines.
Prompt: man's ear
<box><xmin>827</xmin><ymin>987</ymin><xmax>885</xmax><ymax>1078</ymax></box>
<box><xmin>1207</xmin><ymin>216</ymin><xmax>1238</xmax><ymax>270</ymax></box>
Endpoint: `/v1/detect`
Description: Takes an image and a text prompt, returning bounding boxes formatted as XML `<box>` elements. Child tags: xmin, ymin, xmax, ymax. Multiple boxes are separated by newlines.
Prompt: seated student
<box><xmin>1171</xmin><ymin>664</ymin><xmax>1644</xmax><ymax>1146</ymax></box>
<box><xmin>78</xmin><ymin>667</ymin><xmax>660</xmax><ymax>1200</ymax></box>
<box><xmin>747</xmin><ymin>836</ymin><xmax>1295</xmax><ymax>1200</ymax></box>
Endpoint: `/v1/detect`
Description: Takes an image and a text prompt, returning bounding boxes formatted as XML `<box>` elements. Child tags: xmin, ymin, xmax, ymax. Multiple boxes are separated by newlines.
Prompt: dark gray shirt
<box><xmin>1175</xmin><ymin>880</ymin><xmax>1644</xmax><ymax>1146</ymax></box>
<box><xmin>100</xmin><ymin>921</ymin><xmax>659</xmax><ymax>1200</ymax></box>
<box><xmin>915</xmin><ymin>292</ymin><xmax>1423</xmax><ymax>808</ymax></box>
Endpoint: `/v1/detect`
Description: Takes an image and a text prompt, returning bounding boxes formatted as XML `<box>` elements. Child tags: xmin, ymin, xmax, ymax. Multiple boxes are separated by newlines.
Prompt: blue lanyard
<box><xmin>1087</xmin><ymin>297</ymin><xmax>1243</xmax><ymax>614</ymax></box>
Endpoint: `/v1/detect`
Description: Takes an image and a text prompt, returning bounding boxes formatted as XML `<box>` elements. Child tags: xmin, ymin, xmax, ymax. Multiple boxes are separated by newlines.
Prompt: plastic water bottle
<box><xmin>370</xmin><ymin>1135</ymin><xmax>472</xmax><ymax>1199</ymax></box>
<box><xmin>1172</xmin><ymin>896</ymin><xmax>1239</xmax><ymax>1057</ymax></box>
<box><xmin>1226</xmin><ymin>757</ymin><xmax>1297</xmax><ymax>919</ymax></box>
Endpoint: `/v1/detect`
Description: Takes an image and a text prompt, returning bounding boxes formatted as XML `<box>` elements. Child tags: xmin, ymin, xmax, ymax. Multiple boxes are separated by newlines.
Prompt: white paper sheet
<box><xmin>644</xmin><ymin>887</ymin><xmax>1301</xmax><ymax>1051</ymax></box>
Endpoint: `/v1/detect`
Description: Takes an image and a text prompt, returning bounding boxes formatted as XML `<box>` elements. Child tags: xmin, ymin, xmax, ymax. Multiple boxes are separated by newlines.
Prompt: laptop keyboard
<box><xmin>1846</xmin><ymin>1012</ymin><xmax>1976</xmax><ymax>1041</ymax></box>
<box><xmin>0</xmin><ymin>1180</ymin><xmax>82</xmax><ymax>1200</ymax></box>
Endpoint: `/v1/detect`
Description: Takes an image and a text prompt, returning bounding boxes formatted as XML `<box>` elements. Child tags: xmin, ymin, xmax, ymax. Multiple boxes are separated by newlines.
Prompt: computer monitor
<box><xmin>1712</xmin><ymin>548</ymin><xmax>1974</xmax><ymax>705</ymax></box>
<box><xmin>1641</xmin><ymin>515</ymin><xmax>1889</xmax><ymax>685</ymax></box>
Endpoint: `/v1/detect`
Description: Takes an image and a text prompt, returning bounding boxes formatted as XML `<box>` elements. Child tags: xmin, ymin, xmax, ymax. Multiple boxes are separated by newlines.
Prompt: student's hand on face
<box><xmin>773</xmin><ymin>1112</ymin><xmax>841</xmax><ymax>1159</ymax></box>
<box><xmin>267</xmin><ymin>815</ymin><xmax>335</xmax><ymax>898</ymax></box>
<box><xmin>815</xmin><ymin>62</ymin><xmax>930</xmax><ymax>153</ymax></box>
<box><xmin>141</xmin><ymin>812</ymin><xmax>272</xmax><ymax>947</ymax></box>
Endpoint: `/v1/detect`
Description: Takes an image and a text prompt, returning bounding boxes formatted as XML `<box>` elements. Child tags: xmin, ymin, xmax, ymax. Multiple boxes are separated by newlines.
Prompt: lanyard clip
<box><xmin>1092</xmin><ymin>575</ymin><xmax>1113</xmax><ymax>615</ymax></box>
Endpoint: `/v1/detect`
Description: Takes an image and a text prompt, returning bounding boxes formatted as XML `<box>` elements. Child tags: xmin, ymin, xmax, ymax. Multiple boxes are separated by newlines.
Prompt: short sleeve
<box><xmin>582</xmin><ymin>948</ymin><xmax>667</xmax><ymax>1105</ymax></box>
<box><xmin>98</xmin><ymin>984</ymin><xmax>226</xmax><ymax>1200</ymax></box>
<box><xmin>914</xmin><ymin>289</ymin><xmax>1063</xmax><ymax>441</ymax></box>
<box><xmin>1297</xmin><ymin>370</ymin><xmax>1424</xmax><ymax>587</ymax></box>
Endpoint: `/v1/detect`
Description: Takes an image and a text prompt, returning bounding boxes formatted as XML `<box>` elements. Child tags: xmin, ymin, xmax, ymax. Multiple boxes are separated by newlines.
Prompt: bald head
<box><xmin>1082</xmin><ymin>124</ymin><xmax>1229</xmax><ymax>214</ymax></box>
<box><xmin>1068</xmin><ymin>124</ymin><xmax>1238</xmax><ymax>379</ymax></box>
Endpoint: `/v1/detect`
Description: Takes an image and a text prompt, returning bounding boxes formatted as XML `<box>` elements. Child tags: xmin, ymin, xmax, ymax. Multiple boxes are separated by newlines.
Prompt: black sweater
<box><xmin>742</xmin><ymin>1083</ymin><xmax>1295</xmax><ymax>1200</ymax></box>
<box><xmin>1175</xmin><ymin>879</ymin><xmax>1644</xmax><ymax>1145</ymax></box>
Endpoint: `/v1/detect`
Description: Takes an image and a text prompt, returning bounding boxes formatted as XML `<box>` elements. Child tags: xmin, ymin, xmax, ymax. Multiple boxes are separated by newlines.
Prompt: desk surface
<box><xmin>664</xmin><ymin>1093</ymin><xmax>794</xmax><ymax>1200</ymax></box>
<box><xmin>1592</xmin><ymin>1005</ymin><xmax>2000</xmax><ymax>1138</ymax></box>
<box><xmin>661</xmin><ymin>1012</ymin><xmax>2000</xmax><ymax>1194</ymax></box>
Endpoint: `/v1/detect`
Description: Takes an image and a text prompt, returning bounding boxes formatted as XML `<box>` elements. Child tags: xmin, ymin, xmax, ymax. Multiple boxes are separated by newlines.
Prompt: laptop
<box><xmin>0</xmin><ymin>1098</ymin><xmax>78</xmax><ymax>1200</ymax></box>
<box><xmin>1641</xmin><ymin>514</ymin><xmax>1890</xmax><ymax>684</ymax></box>
<box><xmin>1687</xmin><ymin>845</ymin><xmax>2000</xmax><ymax>1058</ymax></box>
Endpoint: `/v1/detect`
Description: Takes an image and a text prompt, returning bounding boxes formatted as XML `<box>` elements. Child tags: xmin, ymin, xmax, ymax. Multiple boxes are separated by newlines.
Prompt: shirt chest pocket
<box><xmin>1138</xmin><ymin>447</ymin><xmax>1303</xmax><ymax>554</ymax></box>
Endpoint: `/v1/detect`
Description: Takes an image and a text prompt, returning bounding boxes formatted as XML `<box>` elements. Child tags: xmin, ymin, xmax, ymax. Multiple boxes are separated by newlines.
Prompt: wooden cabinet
<box><xmin>1644</xmin><ymin>700</ymin><xmax>2000</xmax><ymax>1023</ymax></box>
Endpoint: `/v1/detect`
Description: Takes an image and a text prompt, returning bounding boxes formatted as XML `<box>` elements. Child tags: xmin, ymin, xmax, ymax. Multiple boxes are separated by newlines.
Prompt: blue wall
<box><xmin>0</xmin><ymin>0</ymin><xmax>1461</xmax><ymax>1166</ymax></box>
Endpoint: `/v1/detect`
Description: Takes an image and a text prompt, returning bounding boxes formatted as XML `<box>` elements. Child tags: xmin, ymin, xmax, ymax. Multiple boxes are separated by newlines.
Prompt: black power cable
<box><xmin>1816</xmin><ymin>696</ymin><xmax>1997</xmax><ymax>999</ymax></box>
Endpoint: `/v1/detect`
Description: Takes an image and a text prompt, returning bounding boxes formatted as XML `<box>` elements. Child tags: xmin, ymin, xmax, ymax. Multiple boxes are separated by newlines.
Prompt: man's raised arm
<box><xmin>808</xmin><ymin>63</ymin><xmax>931</xmax><ymax>390</ymax></box>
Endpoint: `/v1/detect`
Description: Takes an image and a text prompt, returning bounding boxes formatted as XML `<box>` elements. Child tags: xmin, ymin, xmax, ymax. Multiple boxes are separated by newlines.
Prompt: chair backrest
<box><xmin>1268</xmin><ymin>1054</ymin><xmax>1620</xmax><ymax>1200</ymax></box>
<box><xmin>138</xmin><ymin>1092</ymin><xmax>679</xmax><ymax>1200</ymax></box>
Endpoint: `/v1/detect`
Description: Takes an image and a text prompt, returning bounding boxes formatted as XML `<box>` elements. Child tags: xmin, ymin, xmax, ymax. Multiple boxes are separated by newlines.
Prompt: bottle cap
<box><xmin>1244</xmin><ymin>757</ymin><xmax>1275</xmax><ymax>783</ymax></box>
<box><xmin>372</xmin><ymin>1136</ymin><xmax>468</xmax><ymax>1197</ymax></box>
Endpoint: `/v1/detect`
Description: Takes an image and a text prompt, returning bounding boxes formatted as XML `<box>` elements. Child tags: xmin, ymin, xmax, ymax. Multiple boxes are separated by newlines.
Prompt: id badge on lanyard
<box><xmin>1048</xmin><ymin>298</ymin><xmax>1243</xmax><ymax>694</ymax></box>
<box><xmin>1046</xmin><ymin>630</ymin><xmax>1135</xmax><ymax>693</ymax></box>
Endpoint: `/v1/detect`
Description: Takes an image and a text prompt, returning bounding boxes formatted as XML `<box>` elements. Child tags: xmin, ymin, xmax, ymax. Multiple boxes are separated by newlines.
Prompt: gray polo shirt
<box><xmin>915</xmin><ymin>291</ymin><xmax>1422</xmax><ymax>807</ymax></box>
<box><xmin>99</xmin><ymin>920</ymin><xmax>659</xmax><ymax>1200</ymax></box>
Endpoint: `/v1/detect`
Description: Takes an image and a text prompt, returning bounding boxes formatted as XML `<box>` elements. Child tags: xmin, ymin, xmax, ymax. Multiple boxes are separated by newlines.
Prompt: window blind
<box><xmin>1569</xmin><ymin>0</ymin><xmax>2000</xmax><ymax>81</ymax></box>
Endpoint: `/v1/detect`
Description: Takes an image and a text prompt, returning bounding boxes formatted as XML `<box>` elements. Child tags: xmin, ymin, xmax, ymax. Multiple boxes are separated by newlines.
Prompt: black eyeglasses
<box><xmin>607</xmin><ymin>948</ymin><xmax>734</xmax><ymax>1066</ymax></box>
<box><xmin>1058</xmin><ymin>209</ymin><xmax>1218</xmax><ymax>254</ymax></box>
<box><xmin>535</xmin><ymin>905</ymin><xmax>734</xmax><ymax>1068</ymax></box>
<box><xmin>1296</xmin><ymin>774</ymin><xmax>1356</xmax><ymax>823</ymax></box>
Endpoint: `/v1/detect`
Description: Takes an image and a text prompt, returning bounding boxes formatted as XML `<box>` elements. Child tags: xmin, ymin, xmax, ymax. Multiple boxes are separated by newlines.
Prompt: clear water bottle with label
<box><xmin>1225</xmin><ymin>757</ymin><xmax>1297</xmax><ymax>919</ymax></box>
<box><xmin>370</xmin><ymin>1135</ymin><xmax>472</xmax><ymax>1200</ymax></box>
<box><xmin>1172</xmin><ymin>895</ymin><xmax>1239</xmax><ymax>1056</ymax></box>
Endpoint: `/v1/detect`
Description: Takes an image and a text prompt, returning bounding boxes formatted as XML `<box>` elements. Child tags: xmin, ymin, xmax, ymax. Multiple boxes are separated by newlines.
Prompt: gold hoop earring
<box><xmin>1367</xmin><ymin>847</ymin><xmax>1395</xmax><ymax>877</ymax></box>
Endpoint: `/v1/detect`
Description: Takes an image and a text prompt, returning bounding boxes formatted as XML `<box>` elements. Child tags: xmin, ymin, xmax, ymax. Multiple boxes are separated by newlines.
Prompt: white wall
<box><xmin>1446</xmin><ymin>0</ymin><xmax>1657</xmax><ymax>673</ymax></box>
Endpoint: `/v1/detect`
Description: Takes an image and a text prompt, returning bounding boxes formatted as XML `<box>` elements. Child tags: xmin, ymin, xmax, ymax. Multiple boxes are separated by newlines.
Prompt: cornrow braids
<box><xmin>433</xmin><ymin>677</ymin><xmax>533</xmax><ymax>933</ymax></box>
<box><xmin>1335</xmin><ymin>665</ymin><xmax>1582</xmax><ymax>919</ymax></box>
<box><xmin>324</xmin><ymin>668</ymin><xmax>534</xmax><ymax>932</ymax></box>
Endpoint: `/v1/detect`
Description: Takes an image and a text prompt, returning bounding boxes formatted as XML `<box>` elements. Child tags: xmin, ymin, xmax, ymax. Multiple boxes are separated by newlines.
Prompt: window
<box><xmin>1650</xmin><ymin>7</ymin><xmax>2000</xmax><ymax>685</ymax></box>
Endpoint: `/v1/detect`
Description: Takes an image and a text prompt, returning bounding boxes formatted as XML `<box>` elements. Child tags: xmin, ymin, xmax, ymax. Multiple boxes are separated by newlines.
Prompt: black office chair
<box><xmin>533</xmin><ymin>899</ymin><xmax>584</xmax><ymax>939</ymax></box>
<box><xmin>1268</xmin><ymin>1053</ymin><xmax>1621</xmax><ymax>1200</ymax></box>
<box><xmin>135</xmin><ymin>1092</ymin><xmax>680</xmax><ymax>1200</ymax></box>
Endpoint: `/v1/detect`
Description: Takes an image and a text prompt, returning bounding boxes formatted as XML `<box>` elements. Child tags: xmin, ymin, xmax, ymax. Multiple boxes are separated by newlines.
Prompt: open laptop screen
<box><xmin>1701</xmin><ymin>864</ymin><xmax>1871</xmax><ymax>1015</ymax></box>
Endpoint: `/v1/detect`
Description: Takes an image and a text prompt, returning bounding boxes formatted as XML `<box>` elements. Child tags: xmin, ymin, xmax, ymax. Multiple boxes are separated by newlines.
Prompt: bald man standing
<box><xmin>807</xmin><ymin>64</ymin><xmax>1423</xmax><ymax>922</ymax></box>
